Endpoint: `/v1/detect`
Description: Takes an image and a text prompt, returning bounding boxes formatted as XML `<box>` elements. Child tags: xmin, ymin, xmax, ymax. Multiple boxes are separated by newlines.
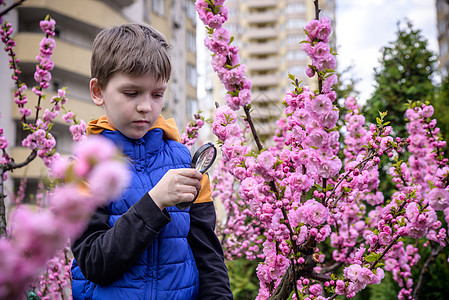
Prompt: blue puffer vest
<box><xmin>71</xmin><ymin>128</ymin><xmax>200</xmax><ymax>300</ymax></box>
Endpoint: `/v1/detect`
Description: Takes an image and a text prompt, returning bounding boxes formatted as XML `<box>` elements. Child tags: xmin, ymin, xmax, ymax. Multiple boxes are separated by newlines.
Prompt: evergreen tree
<box><xmin>433</xmin><ymin>76</ymin><xmax>449</xmax><ymax>154</ymax></box>
<box><xmin>363</xmin><ymin>20</ymin><xmax>437</xmax><ymax>138</ymax></box>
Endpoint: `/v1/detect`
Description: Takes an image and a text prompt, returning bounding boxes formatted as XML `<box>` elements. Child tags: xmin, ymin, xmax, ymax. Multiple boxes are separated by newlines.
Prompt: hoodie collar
<box><xmin>86</xmin><ymin>115</ymin><xmax>181</xmax><ymax>142</ymax></box>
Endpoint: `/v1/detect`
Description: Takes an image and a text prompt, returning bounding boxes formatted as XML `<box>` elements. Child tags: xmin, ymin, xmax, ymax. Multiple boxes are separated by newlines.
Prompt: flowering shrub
<box><xmin>0</xmin><ymin>6</ymin><xmax>130</xmax><ymax>300</ymax></box>
<box><xmin>196</xmin><ymin>1</ymin><xmax>448</xmax><ymax>299</ymax></box>
<box><xmin>0</xmin><ymin>136</ymin><xmax>130</xmax><ymax>299</ymax></box>
<box><xmin>181</xmin><ymin>112</ymin><xmax>206</xmax><ymax>149</ymax></box>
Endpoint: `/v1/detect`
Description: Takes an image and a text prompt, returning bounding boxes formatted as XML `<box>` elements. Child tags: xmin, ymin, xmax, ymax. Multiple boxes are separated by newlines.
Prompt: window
<box><xmin>286</xmin><ymin>3</ymin><xmax>306</xmax><ymax>14</ymax></box>
<box><xmin>187</xmin><ymin>97</ymin><xmax>198</xmax><ymax>118</ymax></box>
<box><xmin>287</xmin><ymin>34</ymin><xmax>305</xmax><ymax>45</ymax></box>
<box><xmin>186</xmin><ymin>1</ymin><xmax>196</xmax><ymax>23</ymax></box>
<box><xmin>288</xmin><ymin>65</ymin><xmax>306</xmax><ymax>77</ymax></box>
<box><xmin>287</xmin><ymin>50</ymin><xmax>306</xmax><ymax>61</ymax></box>
<box><xmin>187</xmin><ymin>31</ymin><xmax>196</xmax><ymax>53</ymax></box>
<box><xmin>286</xmin><ymin>19</ymin><xmax>306</xmax><ymax>30</ymax></box>
<box><xmin>152</xmin><ymin>0</ymin><xmax>165</xmax><ymax>16</ymax></box>
<box><xmin>187</xmin><ymin>64</ymin><xmax>197</xmax><ymax>87</ymax></box>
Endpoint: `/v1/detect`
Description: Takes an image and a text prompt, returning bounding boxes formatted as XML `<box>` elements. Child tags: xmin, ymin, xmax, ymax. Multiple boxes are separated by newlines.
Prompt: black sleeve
<box><xmin>71</xmin><ymin>193</ymin><xmax>171</xmax><ymax>285</ymax></box>
<box><xmin>187</xmin><ymin>202</ymin><xmax>233</xmax><ymax>299</ymax></box>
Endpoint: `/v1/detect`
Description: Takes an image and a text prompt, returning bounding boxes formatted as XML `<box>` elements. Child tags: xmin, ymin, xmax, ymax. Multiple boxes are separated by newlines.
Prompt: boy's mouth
<box><xmin>134</xmin><ymin>120</ymin><xmax>149</xmax><ymax>125</ymax></box>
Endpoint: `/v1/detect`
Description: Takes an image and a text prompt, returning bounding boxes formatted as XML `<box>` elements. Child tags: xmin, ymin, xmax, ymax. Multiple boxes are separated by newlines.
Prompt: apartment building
<box><xmin>0</xmin><ymin>0</ymin><xmax>197</xmax><ymax>201</ymax></box>
<box><xmin>200</xmin><ymin>0</ymin><xmax>336</xmax><ymax>143</ymax></box>
<box><xmin>436</xmin><ymin>0</ymin><xmax>449</xmax><ymax>77</ymax></box>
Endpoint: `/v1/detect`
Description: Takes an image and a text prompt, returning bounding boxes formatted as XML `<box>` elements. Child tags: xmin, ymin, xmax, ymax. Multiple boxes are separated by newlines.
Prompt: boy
<box><xmin>71</xmin><ymin>24</ymin><xmax>233</xmax><ymax>299</ymax></box>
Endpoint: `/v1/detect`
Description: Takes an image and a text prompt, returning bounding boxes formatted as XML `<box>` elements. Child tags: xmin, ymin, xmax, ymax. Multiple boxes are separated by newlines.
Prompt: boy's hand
<box><xmin>149</xmin><ymin>168</ymin><xmax>202</xmax><ymax>210</ymax></box>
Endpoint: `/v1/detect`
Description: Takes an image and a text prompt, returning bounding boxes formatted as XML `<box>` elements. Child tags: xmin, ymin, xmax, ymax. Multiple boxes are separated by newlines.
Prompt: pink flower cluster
<box><xmin>213</xmin><ymin>158</ymin><xmax>264</xmax><ymax>260</ymax></box>
<box><xmin>196</xmin><ymin>0</ymin><xmax>251</xmax><ymax>111</ymax></box>
<box><xmin>384</xmin><ymin>242</ymin><xmax>420</xmax><ymax>300</ymax></box>
<box><xmin>340</xmin><ymin>264</ymin><xmax>384</xmax><ymax>297</ymax></box>
<box><xmin>0</xmin><ymin>136</ymin><xmax>130</xmax><ymax>299</ymax></box>
<box><xmin>31</xmin><ymin>247</ymin><xmax>72</xmax><ymax>299</ymax></box>
<box><xmin>39</xmin><ymin>16</ymin><xmax>56</xmax><ymax>36</ymax></box>
<box><xmin>302</xmin><ymin>17</ymin><xmax>336</xmax><ymax>76</ymax></box>
<box><xmin>198</xmin><ymin>1</ymin><xmax>449</xmax><ymax>299</ymax></box>
<box><xmin>70</xmin><ymin>120</ymin><xmax>87</xmax><ymax>142</ymax></box>
<box><xmin>181</xmin><ymin>112</ymin><xmax>206</xmax><ymax>149</ymax></box>
<box><xmin>33</xmin><ymin>24</ymin><xmax>56</xmax><ymax>92</ymax></box>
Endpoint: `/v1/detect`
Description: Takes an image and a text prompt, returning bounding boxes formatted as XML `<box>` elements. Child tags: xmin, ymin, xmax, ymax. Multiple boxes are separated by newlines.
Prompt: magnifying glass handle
<box><xmin>175</xmin><ymin>192</ymin><xmax>198</xmax><ymax>210</ymax></box>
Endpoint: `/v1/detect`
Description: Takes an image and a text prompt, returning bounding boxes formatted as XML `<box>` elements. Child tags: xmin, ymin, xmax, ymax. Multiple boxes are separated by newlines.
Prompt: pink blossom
<box><xmin>315</xmin><ymin>53</ymin><xmax>336</xmax><ymax>71</ymax></box>
<box><xmin>427</xmin><ymin>188</ymin><xmax>449</xmax><ymax>211</ymax></box>
<box><xmin>421</xmin><ymin>105</ymin><xmax>434</xmax><ymax>118</ymax></box>
<box><xmin>344</xmin><ymin>264</ymin><xmax>361</xmax><ymax>282</ymax></box>
<box><xmin>211</xmin><ymin>54</ymin><xmax>226</xmax><ymax>71</ymax></box>
<box><xmin>0</xmin><ymin>136</ymin><xmax>8</xmax><ymax>149</ymax></box>
<box><xmin>11</xmin><ymin>207</ymin><xmax>64</xmax><ymax>264</ymax></box>
<box><xmin>310</xmin><ymin>94</ymin><xmax>332</xmax><ymax>114</ymax></box>
<box><xmin>319</xmin><ymin>109</ymin><xmax>339</xmax><ymax>128</ymax></box>
<box><xmin>63</xmin><ymin>111</ymin><xmax>74</xmax><ymax>123</ymax></box>
<box><xmin>316</xmin><ymin>17</ymin><xmax>332</xmax><ymax>41</ymax></box>
<box><xmin>322</xmin><ymin>74</ymin><xmax>338</xmax><ymax>93</ymax></box>
<box><xmin>305</xmin><ymin>19</ymin><xmax>320</xmax><ymax>39</ymax></box>
<box><xmin>72</xmin><ymin>135</ymin><xmax>117</xmax><ymax>177</ymax></box>
<box><xmin>305</xmin><ymin>65</ymin><xmax>315</xmax><ymax>77</ymax></box>
<box><xmin>87</xmin><ymin>160</ymin><xmax>131</xmax><ymax>202</ymax></box>
<box><xmin>313</xmin><ymin>42</ymin><xmax>330</xmax><ymax>58</ymax></box>
<box><xmin>212</xmin><ymin>27</ymin><xmax>230</xmax><ymax>44</ymax></box>
<box><xmin>302</xmin><ymin>199</ymin><xmax>329</xmax><ymax>227</ymax></box>
<box><xmin>39</xmin><ymin>18</ymin><xmax>56</xmax><ymax>36</ymax></box>
<box><xmin>39</xmin><ymin>37</ymin><xmax>56</xmax><ymax>55</ymax></box>
<box><xmin>309</xmin><ymin>284</ymin><xmax>322</xmax><ymax>295</ymax></box>
<box><xmin>288</xmin><ymin>172</ymin><xmax>314</xmax><ymax>191</ymax></box>
<box><xmin>306</xmin><ymin>128</ymin><xmax>328</xmax><ymax>148</ymax></box>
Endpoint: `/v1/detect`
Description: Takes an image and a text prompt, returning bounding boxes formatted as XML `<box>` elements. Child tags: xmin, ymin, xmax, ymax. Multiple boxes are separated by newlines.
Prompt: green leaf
<box><xmin>364</xmin><ymin>252</ymin><xmax>381</xmax><ymax>263</ymax></box>
<box><xmin>288</xmin><ymin>73</ymin><xmax>296</xmax><ymax>81</ymax></box>
<box><xmin>376</xmin><ymin>117</ymin><xmax>382</xmax><ymax>125</ymax></box>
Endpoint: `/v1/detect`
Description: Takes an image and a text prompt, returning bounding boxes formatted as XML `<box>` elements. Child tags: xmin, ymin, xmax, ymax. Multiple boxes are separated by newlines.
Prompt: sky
<box><xmin>335</xmin><ymin>0</ymin><xmax>439</xmax><ymax>104</ymax></box>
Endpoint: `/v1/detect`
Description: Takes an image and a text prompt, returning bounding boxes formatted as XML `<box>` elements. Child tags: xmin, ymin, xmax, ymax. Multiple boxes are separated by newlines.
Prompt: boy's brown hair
<box><xmin>91</xmin><ymin>23</ymin><xmax>172</xmax><ymax>88</ymax></box>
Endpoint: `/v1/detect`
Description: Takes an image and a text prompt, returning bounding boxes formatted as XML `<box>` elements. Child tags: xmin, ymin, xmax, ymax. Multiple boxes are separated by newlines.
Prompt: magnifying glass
<box><xmin>176</xmin><ymin>142</ymin><xmax>217</xmax><ymax>210</ymax></box>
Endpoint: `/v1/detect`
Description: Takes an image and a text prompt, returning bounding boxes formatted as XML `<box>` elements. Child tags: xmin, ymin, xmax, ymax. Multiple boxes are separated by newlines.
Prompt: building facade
<box><xmin>436</xmin><ymin>0</ymin><xmax>449</xmax><ymax>77</ymax></box>
<box><xmin>200</xmin><ymin>0</ymin><xmax>336</xmax><ymax>143</ymax></box>
<box><xmin>0</xmin><ymin>0</ymin><xmax>197</xmax><ymax>201</ymax></box>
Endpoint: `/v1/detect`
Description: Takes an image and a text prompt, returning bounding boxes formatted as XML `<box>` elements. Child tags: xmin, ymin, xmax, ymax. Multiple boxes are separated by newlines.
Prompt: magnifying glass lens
<box><xmin>191</xmin><ymin>142</ymin><xmax>217</xmax><ymax>174</ymax></box>
<box><xmin>195</xmin><ymin>147</ymin><xmax>215</xmax><ymax>173</ymax></box>
<box><xmin>177</xmin><ymin>142</ymin><xmax>217</xmax><ymax>210</ymax></box>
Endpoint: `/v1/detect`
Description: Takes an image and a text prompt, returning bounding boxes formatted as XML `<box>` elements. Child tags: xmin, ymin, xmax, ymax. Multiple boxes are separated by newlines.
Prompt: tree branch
<box><xmin>0</xmin><ymin>0</ymin><xmax>26</xmax><ymax>18</ymax></box>
<box><xmin>243</xmin><ymin>105</ymin><xmax>264</xmax><ymax>152</ymax></box>
<box><xmin>412</xmin><ymin>245</ymin><xmax>444</xmax><ymax>299</ymax></box>
<box><xmin>0</xmin><ymin>168</ymin><xmax>7</xmax><ymax>237</ymax></box>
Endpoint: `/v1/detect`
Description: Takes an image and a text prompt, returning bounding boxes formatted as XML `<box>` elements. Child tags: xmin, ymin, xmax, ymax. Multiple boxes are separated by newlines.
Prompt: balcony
<box><xmin>102</xmin><ymin>0</ymin><xmax>136</xmax><ymax>8</ymax></box>
<box><xmin>247</xmin><ymin>57</ymin><xmax>279</xmax><ymax>71</ymax></box>
<box><xmin>250</xmin><ymin>104</ymin><xmax>283</xmax><ymax>119</ymax></box>
<box><xmin>9</xmin><ymin>147</ymin><xmax>47</xmax><ymax>178</ymax></box>
<box><xmin>246</xmin><ymin>0</ymin><xmax>278</xmax><ymax>9</ymax></box>
<box><xmin>251</xmin><ymin>90</ymin><xmax>282</xmax><ymax>103</ymax></box>
<box><xmin>246</xmin><ymin>27</ymin><xmax>278</xmax><ymax>39</ymax></box>
<box><xmin>14</xmin><ymin>33</ymin><xmax>91</xmax><ymax>78</ymax></box>
<box><xmin>247</xmin><ymin>42</ymin><xmax>278</xmax><ymax>55</ymax></box>
<box><xmin>251</xmin><ymin>74</ymin><xmax>279</xmax><ymax>87</ymax></box>
<box><xmin>11</xmin><ymin>91</ymin><xmax>103</xmax><ymax>125</ymax></box>
<box><xmin>22</xmin><ymin>0</ymin><xmax>128</xmax><ymax>29</ymax></box>
<box><xmin>247</xmin><ymin>11</ymin><xmax>278</xmax><ymax>24</ymax></box>
<box><xmin>254</xmin><ymin>121</ymin><xmax>278</xmax><ymax>136</ymax></box>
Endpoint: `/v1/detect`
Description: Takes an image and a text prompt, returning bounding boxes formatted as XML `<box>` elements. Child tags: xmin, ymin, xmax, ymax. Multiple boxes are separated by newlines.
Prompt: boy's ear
<box><xmin>90</xmin><ymin>78</ymin><xmax>104</xmax><ymax>106</ymax></box>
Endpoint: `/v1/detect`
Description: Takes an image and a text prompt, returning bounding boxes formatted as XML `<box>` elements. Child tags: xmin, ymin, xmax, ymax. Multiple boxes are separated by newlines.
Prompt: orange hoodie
<box><xmin>86</xmin><ymin>115</ymin><xmax>212</xmax><ymax>204</ymax></box>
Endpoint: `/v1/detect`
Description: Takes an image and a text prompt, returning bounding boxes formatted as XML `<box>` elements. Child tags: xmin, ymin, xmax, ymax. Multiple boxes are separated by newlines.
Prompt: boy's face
<box><xmin>90</xmin><ymin>73</ymin><xmax>167</xmax><ymax>140</ymax></box>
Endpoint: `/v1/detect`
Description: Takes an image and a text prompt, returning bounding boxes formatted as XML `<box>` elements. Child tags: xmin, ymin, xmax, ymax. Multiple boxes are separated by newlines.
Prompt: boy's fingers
<box><xmin>176</xmin><ymin>168</ymin><xmax>202</xmax><ymax>180</ymax></box>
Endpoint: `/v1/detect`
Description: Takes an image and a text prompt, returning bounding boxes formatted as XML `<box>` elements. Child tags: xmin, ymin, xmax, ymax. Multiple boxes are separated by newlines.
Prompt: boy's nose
<box><xmin>136</xmin><ymin>96</ymin><xmax>152</xmax><ymax>113</ymax></box>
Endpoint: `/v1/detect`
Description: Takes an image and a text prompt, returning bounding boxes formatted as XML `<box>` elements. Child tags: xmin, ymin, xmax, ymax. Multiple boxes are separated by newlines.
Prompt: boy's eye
<box><xmin>153</xmin><ymin>93</ymin><xmax>164</xmax><ymax>99</ymax></box>
<box><xmin>124</xmin><ymin>91</ymin><xmax>138</xmax><ymax>97</ymax></box>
